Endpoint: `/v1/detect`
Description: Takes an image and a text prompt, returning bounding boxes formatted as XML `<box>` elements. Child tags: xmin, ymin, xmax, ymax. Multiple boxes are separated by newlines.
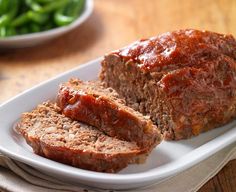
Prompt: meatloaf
<box><xmin>100</xmin><ymin>29</ymin><xmax>236</xmax><ymax>140</ymax></box>
<box><xmin>57</xmin><ymin>79</ymin><xmax>161</xmax><ymax>149</ymax></box>
<box><xmin>17</xmin><ymin>102</ymin><xmax>149</xmax><ymax>173</ymax></box>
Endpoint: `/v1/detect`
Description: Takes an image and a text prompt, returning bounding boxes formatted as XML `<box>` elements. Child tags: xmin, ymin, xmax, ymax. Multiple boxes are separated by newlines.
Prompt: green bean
<box><xmin>54</xmin><ymin>0</ymin><xmax>85</xmax><ymax>26</ymax></box>
<box><xmin>0</xmin><ymin>15</ymin><xmax>8</xmax><ymax>27</ymax></box>
<box><xmin>70</xmin><ymin>0</ymin><xmax>85</xmax><ymax>17</ymax></box>
<box><xmin>54</xmin><ymin>8</ymin><xmax>74</xmax><ymax>26</ymax></box>
<box><xmin>27</xmin><ymin>11</ymin><xmax>49</xmax><ymax>24</ymax></box>
<box><xmin>25</xmin><ymin>0</ymin><xmax>41</xmax><ymax>11</ymax></box>
<box><xmin>12</xmin><ymin>10</ymin><xmax>48</xmax><ymax>27</ymax></box>
<box><xmin>0</xmin><ymin>0</ymin><xmax>19</xmax><ymax>27</ymax></box>
<box><xmin>63</xmin><ymin>0</ymin><xmax>75</xmax><ymax>15</ymax></box>
<box><xmin>0</xmin><ymin>26</ymin><xmax>6</xmax><ymax>37</ymax></box>
<box><xmin>39</xmin><ymin>0</ymin><xmax>70</xmax><ymax>13</ymax></box>
<box><xmin>11</xmin><ymin>12</ymin><xmax>29</xmax><ymax>27</ymax></box>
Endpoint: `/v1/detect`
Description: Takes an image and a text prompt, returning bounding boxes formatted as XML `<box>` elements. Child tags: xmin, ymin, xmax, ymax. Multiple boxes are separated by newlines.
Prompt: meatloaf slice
<box><xmin>57</xmin><ymin>79</ymin><xmax>161</xmax><ymax>149</ymax></box>
<box><xmin>17</xmin><ymin>102</ymin><xmax>148</xmax><ymax>173</ymax></box>
<box><xmin>100</xmin><ymin>29</ymin><xmax>236</xmax><ymax>140</ymax></box>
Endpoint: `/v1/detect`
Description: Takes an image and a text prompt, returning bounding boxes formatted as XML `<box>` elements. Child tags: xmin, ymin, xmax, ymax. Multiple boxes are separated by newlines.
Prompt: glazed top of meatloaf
<box><xmin>113</xmin><ymin>29</ymin><xmax>236</xmax><ymax>72</ymax></box>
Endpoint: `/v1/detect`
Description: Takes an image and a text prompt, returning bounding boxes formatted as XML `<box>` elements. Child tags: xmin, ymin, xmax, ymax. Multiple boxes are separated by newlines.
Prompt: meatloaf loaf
<box><xmin>17</xmin><ymin>102</ymin><xmax>148</xmax><ymax>173</ymax></box>
<box><xmin>100</xmin><ymin>29</ymin><xmax>236</xmax><ymax>140</ymax></box>
<box><xmin>57</xmin><ymin>79</ymin><xmax>161</xmax><ymax>149</ymax></box>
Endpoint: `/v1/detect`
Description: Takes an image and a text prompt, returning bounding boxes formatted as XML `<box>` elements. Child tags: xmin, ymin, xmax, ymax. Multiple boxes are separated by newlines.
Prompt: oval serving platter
<box><xmin>0</xmin><ymin>58</ymin><xmax>236</xmax><ymax>189</ymax></box>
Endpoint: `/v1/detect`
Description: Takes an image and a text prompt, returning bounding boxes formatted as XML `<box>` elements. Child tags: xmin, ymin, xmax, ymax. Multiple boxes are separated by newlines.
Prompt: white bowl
<box><xmin>0</xmin><ymin>0</ymin><xmax>93</xmax><ymax>48</ymax></box>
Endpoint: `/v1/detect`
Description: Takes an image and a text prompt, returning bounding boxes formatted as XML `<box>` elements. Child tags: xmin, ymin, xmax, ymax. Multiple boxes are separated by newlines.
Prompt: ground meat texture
<box><xmin>100</xmin><ymin>29</ymin><xmax>236</xmax><ymax>140</ymax></box>
<box><xmin>17</xmin><ymin>102</ymin><xmax>149</xmax><ymax>173</ymax></box>
<box><xmin>57</xmin><ymin>79</ymin><xmax>161</xmax><ymax>149</ymax></box>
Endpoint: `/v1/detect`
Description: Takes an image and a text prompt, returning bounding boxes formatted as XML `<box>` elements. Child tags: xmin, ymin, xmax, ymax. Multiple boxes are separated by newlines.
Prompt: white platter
<box><xmin>0</xmin><ymin>0</ymin><xmax>93</xmax><ymax>48</ymax></box>
<box><xmin>0</xmin><ymin>58</ymin><xmax>236</xmax><ymax>190</ymax></box>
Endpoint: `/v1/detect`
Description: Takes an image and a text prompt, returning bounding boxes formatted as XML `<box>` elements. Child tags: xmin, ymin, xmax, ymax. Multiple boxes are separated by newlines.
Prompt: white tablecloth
<box><xmin>0</xmin><ymin>142</ymin><xmax>235</xmax><ymax>192</ymax></box>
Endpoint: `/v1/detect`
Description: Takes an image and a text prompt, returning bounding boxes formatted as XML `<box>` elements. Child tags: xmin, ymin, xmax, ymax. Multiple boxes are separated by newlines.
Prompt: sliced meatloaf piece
<box><xmin>57</xmin><ymin>79</ymin><xmax>161</xmax><ymax>149</ymax></box>
<box><xmin>17</xmin><ymin>102</ymin><xmax>148</xmax><ymax>173</ymax></box>
<box><xmin>100</xmin><ymin>29</ymin><xmax>236</xmax><ymax>140</ymax></box>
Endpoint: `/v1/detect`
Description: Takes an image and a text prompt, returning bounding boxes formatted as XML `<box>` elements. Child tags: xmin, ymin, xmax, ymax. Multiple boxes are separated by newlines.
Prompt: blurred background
<box><xmin>0</xmin><ymin>0</ymin><xmax>236</xmax><ymax>191</ymax></box>
<box><xmin>0</xmin><ymin>0</ymin><xmax>236</xmax><ymax>102</ymax></box>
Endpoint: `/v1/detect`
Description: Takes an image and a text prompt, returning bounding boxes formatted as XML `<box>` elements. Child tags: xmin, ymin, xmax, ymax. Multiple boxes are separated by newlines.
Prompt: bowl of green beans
<box><xmin>0</xmin><ymin>0</ymin><xmax>93</xmax><ymax>48</ymax></box>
